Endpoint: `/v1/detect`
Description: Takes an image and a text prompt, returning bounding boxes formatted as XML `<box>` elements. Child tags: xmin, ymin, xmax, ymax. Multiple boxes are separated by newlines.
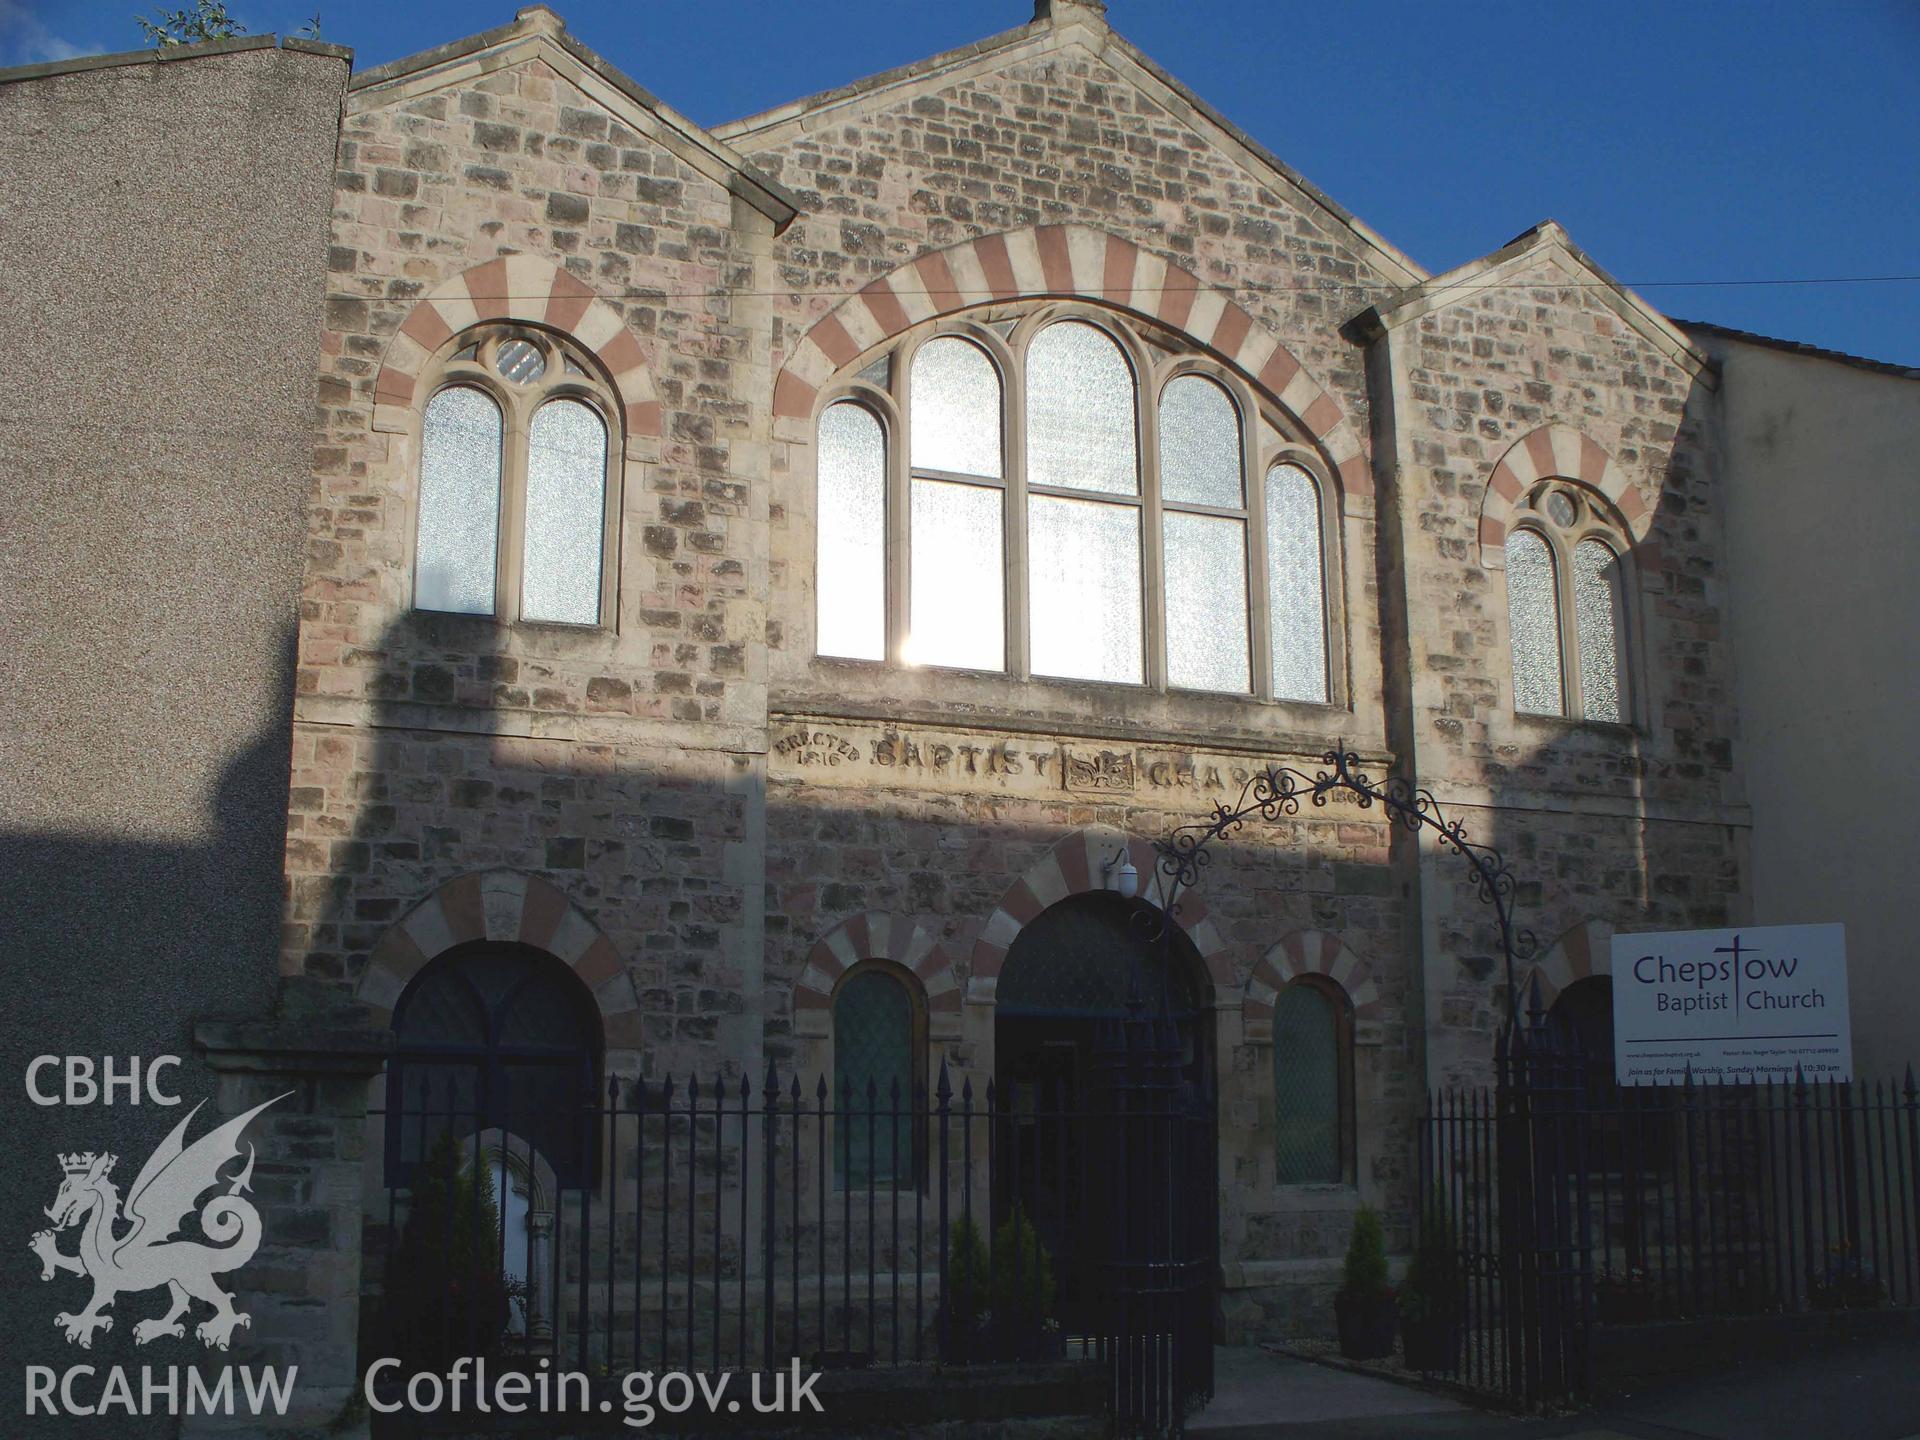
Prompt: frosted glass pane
<box><xmin>1574</xmin><ymin>539</ymin><xmax>1626</xmax><ymax>723</ymax></box>
<box><xmin>523</xmin><ymin>399</ymin><xmax>606</xmax><ymax>624</ymax></box>
<box><xmin>1026</xmin><ymin>321</ymin><xmax>1137</xmax><ymax>496</ymax></box>
<box><xmin>1165</xmin><ymin>511</ymin><xmax>1249</xmax><ymax>693</ymax></box>
<box><xmin>1264</xmin><ymin>465</ymin><xmax>1327</xmax><ymax>702</ymax></box>
<box><xmin>1159</xmin><ymin>374</ymin><xmax>1242</xmax><ymax>508</ymax></box>
<box><xmin>416</xmin><ymin>386</ymin><xmax>501</xmax><ymax>614</ymax></box>
<box><xmin>1274</xmin><ymin>984</ymin><xmax>1341</xmax><ymax>1184</ymax></box>
<box><xmin>1028</xmin><ymin>495</ymin><xmax>1142</xmax><ymax>683</ymax></box>
<box><xmin>907</xmin><ymin>479</ymin><xmax>1004</xmax><ymax>671</ymax></box>
<box><xmin>910</xmin><ymin>336</ymin><xmax>1002</xmax><ymax>478</ymax></box>
<box><xmin>1506</xmin><ymin>529</ymin><xmax>1564</xmax><ymax>715</ymax></box>
<box><xmin>816</xmin><ymin>403</ymin><xmax>887</xmax><ymax>661</ymax></box>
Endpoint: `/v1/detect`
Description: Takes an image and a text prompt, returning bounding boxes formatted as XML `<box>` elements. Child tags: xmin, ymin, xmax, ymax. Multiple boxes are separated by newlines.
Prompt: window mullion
<box><xmin>500</xmin><ymin>396</ymin><xmax>531</xmax><ymax>621</ymax></box>
<box><xmin>1247</xmin><ymin>448</ymin><xmax>1273</xmax><ymax>701</ymax></box>
<box><xmin>887</xmin><ymin>398</ymin><xmax>911</xmax><ymax>667</ymax></box>
<box><xmin>1141</xmin><ymin>380</ymin><xmax>1166</xmax><ymax>691</ymax></box>
<box><xmin>599</xmin><ymin>396</ymin><xmax>621</xmax><ymax>631</ymax></box>
<box><xmin>1006</xmin><ymin>363</ymin><xmax>1030</xmax><ymax>679</ymax></box>
<box><xmin>1554</xmin><ymin>530</ymin><xmax>1584</xmax><ymax>718</ymax></box>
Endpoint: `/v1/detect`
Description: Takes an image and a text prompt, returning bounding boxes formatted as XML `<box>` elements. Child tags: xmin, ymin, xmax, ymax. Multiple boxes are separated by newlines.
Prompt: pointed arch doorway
<box><xmin>992</xmin><ymin>891</ymin><xmax>1218</xmax><ymax>1346</ymax></box>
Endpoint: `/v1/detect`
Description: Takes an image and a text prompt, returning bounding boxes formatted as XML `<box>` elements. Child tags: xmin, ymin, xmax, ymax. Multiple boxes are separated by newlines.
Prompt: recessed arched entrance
<box><xmin>992</xmin><ymin>891</ymin><xmax>1218</xmax><ymax>1339</ymax></box>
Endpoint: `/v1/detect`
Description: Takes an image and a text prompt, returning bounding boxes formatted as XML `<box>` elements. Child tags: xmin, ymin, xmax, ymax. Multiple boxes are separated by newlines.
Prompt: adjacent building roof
<box><xmin>348</xmin><ymin>5</ymin><xmax>800</xmax><ymax>231</ymax></box>
<box><xmin>1675</xmin><ymin>319</ymin><xmax>1920</xmax><ymax>382</ymax></box>
<box><xmin>0</xmin><ymin>33</ymin><xmax>349</xmax><ymax>87</ymax></box>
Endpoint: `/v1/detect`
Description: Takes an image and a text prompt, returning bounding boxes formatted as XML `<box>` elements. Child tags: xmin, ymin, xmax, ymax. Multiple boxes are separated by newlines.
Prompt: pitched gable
<box><xmin>1355</xmin><ymin>220</ymin><xmax>1713</xmax><ymax>384</ymax></box>
<box><xmin>717</xmin><ymin>6</ymin><xmax>1421</xmax><ymax>287</ymax></box>
<box><xmin>349</xmin><ymin>4</ymin><xmax>799</xmax><ymax>230</ymax></box>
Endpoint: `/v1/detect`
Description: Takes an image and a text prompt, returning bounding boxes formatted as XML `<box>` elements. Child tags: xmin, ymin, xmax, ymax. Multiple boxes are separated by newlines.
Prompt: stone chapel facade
<box><xmin>32</xmin><ymin>4</ymin><xmax>1920</xmax><ymax>1414</ymax></box>
<box><xmin>275</xmin><ymin>0</ymin><xmax>1752</xmax><ymax>1340</ymax></box>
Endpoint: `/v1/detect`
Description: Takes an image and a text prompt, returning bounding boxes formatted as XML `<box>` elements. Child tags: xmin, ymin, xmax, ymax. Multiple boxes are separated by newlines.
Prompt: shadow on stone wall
<box><xmin>0</xmin><ymin>626</ymin><xmax>298</xmax><ymax>1427</ymax></box>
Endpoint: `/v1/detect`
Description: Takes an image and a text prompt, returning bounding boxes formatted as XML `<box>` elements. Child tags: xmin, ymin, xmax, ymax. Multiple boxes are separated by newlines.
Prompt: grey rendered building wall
<box><xmin>0</xmin><ymin>38</ymin><xmax>345</xmax><ymax>1419</ymax></box>
<box><xmin>1694</xmin><ymin>330</ymin><xmax>1920</xmax><ymax>1078</ymax></box>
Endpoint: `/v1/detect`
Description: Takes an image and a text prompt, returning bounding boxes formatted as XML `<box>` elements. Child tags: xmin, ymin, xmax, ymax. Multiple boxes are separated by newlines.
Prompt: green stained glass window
<box><xmin>834</xmin><ymin>969</ymin><xmax>915</xmax><ymax>1187</ymax></box>
<box><xmin>1273</xmin><ymin>982</ymin><xmax>1343</xmax><ymax>1184</ymax></box>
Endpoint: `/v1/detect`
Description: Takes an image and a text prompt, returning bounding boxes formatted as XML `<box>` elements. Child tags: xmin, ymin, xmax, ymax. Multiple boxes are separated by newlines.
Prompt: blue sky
<box><xmin>8</xmin><ymin>0</ymin><xmax>1918</xmax><ymax>364</ymax></box>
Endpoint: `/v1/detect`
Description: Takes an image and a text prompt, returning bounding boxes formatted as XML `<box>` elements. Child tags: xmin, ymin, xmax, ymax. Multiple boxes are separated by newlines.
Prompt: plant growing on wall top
<box><xmin>135</xmin><ymin>0</ymin><xmax>245</xmax><ymax>46</ymax></box>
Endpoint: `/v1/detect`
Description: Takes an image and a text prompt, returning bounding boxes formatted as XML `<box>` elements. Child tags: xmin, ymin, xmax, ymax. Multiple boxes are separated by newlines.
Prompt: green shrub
<box><xmin>945</xmin><ymin>1216</ymin><xmax>991</xmax><ymax>1327</ymax></box>
<box><xmin>990</xmin><ymin>1209</ymin><xmax>1057</xmax><ymax>1323</ymax></box>
<box><xmin>386</xmin><ymin>1133</ymin><xmax>518</xmax><ymax>1369</ymax></box>
<box><xmin>1340</xmin><ymin>1205</ymin><xmax>1391</xmax><ymax>1300</ymax></box>
<box><xmin>1398</xmin><ymin>1194</ymin><xmax>1461</xmax><ymax>1324</ymax></box>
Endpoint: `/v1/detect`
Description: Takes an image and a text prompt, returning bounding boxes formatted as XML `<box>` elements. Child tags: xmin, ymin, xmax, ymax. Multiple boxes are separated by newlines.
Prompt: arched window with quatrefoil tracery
<box><xmin>413</xmin><ymin>326</ymin><xmax>622</xmax><ymax>627</ymax></box>
<box><xmin>1504</xmin><ymin>479</ymin><xmax>1633</xmax><ymax>724</ymax></box>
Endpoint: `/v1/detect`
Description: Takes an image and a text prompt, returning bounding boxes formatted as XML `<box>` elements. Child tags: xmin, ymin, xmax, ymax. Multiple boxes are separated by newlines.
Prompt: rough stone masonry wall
<box><xmin>1388</xmin><ymin>260</ymin><xmax>1746</xmax><ymax>1085</ymax></box>
<box><xmin>288</xmin><ymin>50</ymin><xmax>774</xmax><ymax>1083</ymax></box>
<box><xmin>742</xmin><ymin>38</ymin><xmax>1413</xmax><ymax>745</ymax></box>
<box><xmin>733</xmin><ymin>29</ymin><xmax>1430</xmax><ymax>1336</ymax></box>
<box><xmin>762</xmin><ymin>720</ymin><xmax>1412</xmax><ymax>1342</ymax></box>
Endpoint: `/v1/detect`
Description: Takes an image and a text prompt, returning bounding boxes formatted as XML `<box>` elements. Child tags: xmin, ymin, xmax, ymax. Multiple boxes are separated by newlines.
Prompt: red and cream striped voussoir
<box><xmin>795</xmin><ymin>911</ymin><xmax>960</xmax><ymax>1018</ymax></box>
<box><xmin>772</xmin><ymin>224</ymin><xmax>1369</xmax><ymax>498</ymax></box>
<box><xmin>967</xmin><ymin>828</ymin><xmax>1237</xmax><ymax>1002</ymax></box>
<box><xmin>1242</xmin><ymin>928</ymin><xmax>1384</xmax><ymax>1037</ymax></box>
<box><xmin>373</xmin><ymin>255</ymin><xmax>662</xmax><ymax>437</ymax></box>
<box><xmin>354</xmin><ymin>869</ymin><xmax>641</xmax><ymax>1037</ymax></box>
<box><xmin>1479</xmin><ymin>424</ymin><xmax>1651</xmax><ymax>567</ymax></box>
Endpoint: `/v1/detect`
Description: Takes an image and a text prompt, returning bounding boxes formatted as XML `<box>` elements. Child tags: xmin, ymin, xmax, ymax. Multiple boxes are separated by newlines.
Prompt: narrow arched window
<box><xmin>906</xmin><ymin>337</ymin><xmax>1004</xmax><ymax>671</ymax></box>
<box><xmin>1272</xmin><ymin>978</ymin><xmax>1352</xmax><ymax>1185</ymax></box>
<box><xmin>1573</xmin><ymin>540</ymin><xmax>1627</xmax><ymax>723</ymax></box>
<box><xmin>1161</xmin><ymin>375</ymin><xmax>1250</xmax><ymax>693</ymax></box>
<box><xmin>833</xmin><ymin>967</ymin><xmax>919</xmax><ymax>1188</ymax></box>
<box><xmin>523</xmin><ymin>399</ymin><xmax>607</xmax><ymax>624</ymax></box>
<box><xmin>416</xmin><ymin>386</ymin><xmax>502</xmax><ymax>615</ymax></box>
<box><xmin>1506</xmin><ymin>527</ymin><xmax>1564</xmax><ymax>716</ymax></box>
<box><xmin>413</xmin><ymin>328</ymin><xmax>620</xmax><ymax>625</ymax></box>
<box><xmin>1026</xmin><ymin>320</ymin><xmax>1142</xmax><ymax>683</ymax></box>
<box><xmin>816</xmin><ymin>401</ymin><xmax>888</xmax><ymax>661</ymax></box>
<box><xmin>1504</xmin><ymin>481</ymin><xmax>1634</xmax><ymax>722</ymax></box>
<box><xmin>1265</xmin><ymin>463</ymin><xmax>1328</xmax><ymax>703</ymax></box>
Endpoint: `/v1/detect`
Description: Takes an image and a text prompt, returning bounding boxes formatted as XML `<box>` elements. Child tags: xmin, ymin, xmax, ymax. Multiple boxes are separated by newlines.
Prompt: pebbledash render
<box><xmin>281</xmin><ymin>0</ymin><xmax>1756</xmax><ymax>1343</ymax></box>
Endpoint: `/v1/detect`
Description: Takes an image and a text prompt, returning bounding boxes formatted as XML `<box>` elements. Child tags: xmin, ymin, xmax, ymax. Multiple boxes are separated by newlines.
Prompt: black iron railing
<box><xmin>366</xmin><ymin>1038</ymin><xmax>1214</xmax><ymax>1434</ymax></box>
<box><xmin>1419</xmin><ymin>1038</ymin><xmax>1920</xmax><ymax>1404</ymax></box>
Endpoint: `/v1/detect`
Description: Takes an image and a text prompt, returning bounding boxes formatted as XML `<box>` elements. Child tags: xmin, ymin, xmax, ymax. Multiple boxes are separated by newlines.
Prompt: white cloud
<box><xmin>0</xmin><ymin>0</ymin><xmax>97</xmax><ymax>66</ymax></box>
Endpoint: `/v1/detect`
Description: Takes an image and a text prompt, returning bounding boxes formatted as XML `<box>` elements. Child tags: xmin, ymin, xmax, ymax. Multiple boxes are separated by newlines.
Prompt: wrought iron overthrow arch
<box><xmin>1147</xmin><ymin>744</ymin><xmax>1539</xmax><ymax>1043</ymax></box>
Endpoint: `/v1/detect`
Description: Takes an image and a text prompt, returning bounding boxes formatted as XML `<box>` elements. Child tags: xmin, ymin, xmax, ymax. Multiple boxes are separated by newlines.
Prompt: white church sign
<box><xmin>1609</xmin><ymin>923</ymin><xmax>1851</xmax><ymax>1085</ymax></box>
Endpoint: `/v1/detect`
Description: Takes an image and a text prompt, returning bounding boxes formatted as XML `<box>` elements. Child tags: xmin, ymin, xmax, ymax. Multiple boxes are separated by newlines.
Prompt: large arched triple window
<box><xmin>814</xmin><ymin>309</ymin><xmax>1333</xmax><ymax>702</ymax></box>
<box><xmin>414</xmin><ymin>326</ymin><xmax>621</xmax><ymax>626</ymax></box>
<box><xmin>1504</xmin><ymin>481</ymin><xmax>1631</xmax><ymax>723</ymax></box>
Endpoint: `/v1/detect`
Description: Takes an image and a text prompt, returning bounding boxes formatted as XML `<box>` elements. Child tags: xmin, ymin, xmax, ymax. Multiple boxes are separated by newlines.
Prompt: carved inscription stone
<box><xmin>769</xmin><ymin>718</ymin><xmax>1373</xmax><ymax>810</ymax></box>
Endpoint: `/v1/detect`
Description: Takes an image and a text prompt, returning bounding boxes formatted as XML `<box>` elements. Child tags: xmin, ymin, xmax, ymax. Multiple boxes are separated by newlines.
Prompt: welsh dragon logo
<box><xmin>28</xmin><ymin>1094</ymin><xmax>288</xmax><ymax>1351</ymax></box>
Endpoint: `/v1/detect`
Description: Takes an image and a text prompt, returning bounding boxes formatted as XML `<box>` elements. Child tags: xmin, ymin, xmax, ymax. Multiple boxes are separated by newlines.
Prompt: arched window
<box><xmin>386</xmin><ymin>942</ymin><xmax>604</xmax><ymax>1188</ymax></box>
<box><xmin>1272</xmin><ymin>978</ymin><xmax>1353</xmax><ymax>1185</ymax></box>
<box><xmin>833</xmin><ymin>965</ymin><xmax>921</xmax><ymax>1188</ymax></box>
<box><xmin>414</xmin><ymin>327</ymin><xmax>620</xmax><ymax>626</ymax></box>
<box><xmin>812</xmin><ymin>308</ymin><xmax>1334</xmax><ymax>703</ymax></box>
<box><xmin>816</xmin><ymin>401</ymin><xmax>888</xmax><ymax>661</ymax></box>
<box><xmin>908</xmin><ymin>335</ymin><xmax>1006</xmax><ymax>671</ymax></box>
<box><xmin>1504</xmin><ymin>482</ymin><xmax>1631</xmax><ymax>722</ymax></box>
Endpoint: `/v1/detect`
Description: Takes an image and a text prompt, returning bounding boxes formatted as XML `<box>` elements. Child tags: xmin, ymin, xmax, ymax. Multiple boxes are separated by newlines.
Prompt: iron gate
<box><xmin>1421</xmin><ymin>1018</ymin><xmax>1920</xmax><ymax>1406</ymax></box>
<box><xmin>367</xmin><ymin>1036</ymin><xmax>1216</xmax><ymax>1434</ymax></box>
